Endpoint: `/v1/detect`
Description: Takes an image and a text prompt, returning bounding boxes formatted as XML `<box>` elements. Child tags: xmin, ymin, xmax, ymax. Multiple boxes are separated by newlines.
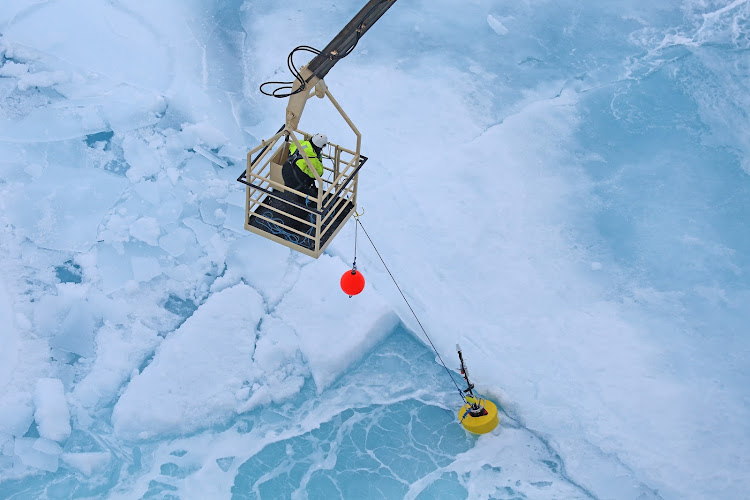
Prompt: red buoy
<box><xmin>340</xmin><ymin>269</ymin><xmax>365</xmax><ymax>296</ymax></box>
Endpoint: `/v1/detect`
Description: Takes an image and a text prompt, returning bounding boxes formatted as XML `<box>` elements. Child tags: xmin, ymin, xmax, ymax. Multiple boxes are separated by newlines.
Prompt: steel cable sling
<box><xmin>353</xmin><ymin>215</ymin><xmax>468</xmax><ymax>407</ymax></box>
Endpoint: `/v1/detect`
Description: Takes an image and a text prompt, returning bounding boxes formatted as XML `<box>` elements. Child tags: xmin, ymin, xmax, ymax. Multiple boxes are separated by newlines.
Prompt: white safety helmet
<box><xmin>311</xmin><ymin>133</ymin><xmax>328</xmax><ymax>149</ymax></box>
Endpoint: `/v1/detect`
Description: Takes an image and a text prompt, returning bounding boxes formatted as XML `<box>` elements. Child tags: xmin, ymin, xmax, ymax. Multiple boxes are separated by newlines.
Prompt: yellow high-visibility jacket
<box><xmin>289</xmin><ymin>141</ymin><xmax>324</xmax><ymax>178</ymax></box>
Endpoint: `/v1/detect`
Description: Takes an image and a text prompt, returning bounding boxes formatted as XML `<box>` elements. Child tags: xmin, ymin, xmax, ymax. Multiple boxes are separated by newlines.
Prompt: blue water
<box><xmin>229</xmin><ymin>329</ymin><xmax>475</xmax><ymax>500</ymax></box>
<box><xmin>230</xmin><ymin>402</ymin><xmax>472</xmax><ymax>499</ymax></box>
<box><xmin>1</xmin><ymin>327</ymin><xmax>593</xmax><ymax>499</ymax></box>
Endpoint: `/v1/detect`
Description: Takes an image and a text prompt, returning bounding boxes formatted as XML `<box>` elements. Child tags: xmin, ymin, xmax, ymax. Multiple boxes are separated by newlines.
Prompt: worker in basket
<box><xmin>282</xmin><ymin>133</ymin><xmax>328</xmax><ymax>200</ymax></box>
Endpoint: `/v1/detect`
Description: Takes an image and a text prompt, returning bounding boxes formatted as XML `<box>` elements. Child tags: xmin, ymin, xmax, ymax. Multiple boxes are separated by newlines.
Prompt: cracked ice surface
<box><xmin>111</xmin><ymin>264</ymin><xmax>396</xmax><ymax>440</ymax></box>
<box><xmin>228</xmin><ymin>331</ymin><xmax>594</xmax><ymax>500</ymax></box>
<box><xmin>0</xmin><ymin>0</ymin><xmax>749</xmax><ymax>498</ymax></box>
<box><xmin>112</xmin><ymin>284</ymin><xmax>267</xmax><ymax>441</ymax></box>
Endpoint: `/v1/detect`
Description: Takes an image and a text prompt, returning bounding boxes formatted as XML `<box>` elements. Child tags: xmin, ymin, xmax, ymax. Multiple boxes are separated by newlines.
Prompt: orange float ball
<box><xmin>340</xmin><ymin>269</ymin><xmax>365</xmax><ymax>296</ymax></box>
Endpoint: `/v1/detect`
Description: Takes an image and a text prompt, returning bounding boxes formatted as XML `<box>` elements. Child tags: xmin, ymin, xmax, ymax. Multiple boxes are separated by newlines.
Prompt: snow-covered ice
<box><xmin>112</xmin><ymin>284</ymin><xmax>266</xmax><ymax>440</ymax></box>
<box><xmin>32</xmin><ymin>378</ymin><xmax>71</xmax><ymax>443</ymax></box>
<box><xmin>1</xmin><ymin>0</ymin><xmax>749</xmax><ymax>498</ymax></box>
<box><xmin>273</xmin><ymin>255</ymin><xmax>399</xmax><ymax>392</ymax></box>
<box><xmin>0</xmin><ymin>279</ymin><xmax>19</xmax><ymax>402</ymax></box>
<box><xmin>4</xmin><ymin>166</ymin><xmax>127</xmax><ymax>252</ymax></box>
<box><xmin>13</xmin><ymin>438</ymin><xmax>59</xmax><ymax>473</ymax></box>
<box><xmin>60</xmin><ymin>451</ymin><xmax>111</xmax><ymax>477</ymax></box>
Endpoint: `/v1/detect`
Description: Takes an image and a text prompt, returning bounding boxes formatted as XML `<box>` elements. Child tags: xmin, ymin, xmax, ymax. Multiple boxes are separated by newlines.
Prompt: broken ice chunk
<box><xmin>61</xmin><ymin>451</ymin><xmax>111</xmax><ymax>476</ymax></box>
<box><xmin>129</xmin><ymin>216</ymin><xmax>161</xmax><ymax>245</ymax></box>
<box><xmin>14</xmin><ymin>437</ymin><xmax>59</xmax><ymax>472</ymax></box>
<box><xmin>33</xmin><ymin>378</ymin><xmax>71</xmax><ymax>442</ymax></box>
<box><xmin>32</xmin><ymin>437</ymin><xmax>62</xmax><ymax>455</ymax></box>
<box><xmin>131</xmin><ymin>256</ymin><xmax>162</xmax><ymax>283</ymax></box>
<box><xmin>50</xmin><ymin>302</ymin><xmax>96</xmax><ymax>358</ymax></box>
<box><xmin>158</xmin><ymin>227</ymin><xmax>195</xmax><ymax>257</ymax></box>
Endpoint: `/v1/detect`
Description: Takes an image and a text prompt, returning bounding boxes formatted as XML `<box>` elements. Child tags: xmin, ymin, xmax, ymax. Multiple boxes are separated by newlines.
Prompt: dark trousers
<box><xmin>279</xmin><ymin>160</ymin><xmax>318</xmax><ymax>233</ymax></box>
<box><xmin>282</xmin><ymin>159</ymin><xmax>317</xmax><ymax>198</ymax></box>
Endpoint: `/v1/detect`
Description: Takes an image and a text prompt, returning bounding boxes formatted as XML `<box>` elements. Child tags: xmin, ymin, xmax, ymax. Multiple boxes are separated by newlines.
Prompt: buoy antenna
<box><xmin>456</xmin><ymin>344</ymin><xmax>475</xmax><ymax>398</ymax></box>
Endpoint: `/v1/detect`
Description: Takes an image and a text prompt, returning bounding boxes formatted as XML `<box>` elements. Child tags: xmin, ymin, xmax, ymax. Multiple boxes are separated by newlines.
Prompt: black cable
<box><xmin>260</xmin><ymin>45</ymin><xmax>321</xmax><ymax>98</ymax></box>
<box><xmin>354</xmin><ymin>217</ymin><xmax>468</xmax><ymax>406</ymax></box>
<box><xmin>259</xmin><ymin>0</ymin><xmax>392</xmax><ymax>98</ymax></box>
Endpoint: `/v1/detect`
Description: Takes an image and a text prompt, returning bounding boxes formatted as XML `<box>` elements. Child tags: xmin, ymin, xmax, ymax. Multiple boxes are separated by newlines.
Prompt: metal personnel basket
<box><xmin>237</xmin><ymin>127</ymin><xmax>366</xmax><ymax>258</ymax></box>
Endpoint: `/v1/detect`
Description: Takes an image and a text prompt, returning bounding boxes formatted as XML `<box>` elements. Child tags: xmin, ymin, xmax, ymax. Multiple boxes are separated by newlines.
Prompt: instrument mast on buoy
<box><xmin>457</xmin><ymin>344</ymin><xmax>500</xmax><ymax>434</ymax></box>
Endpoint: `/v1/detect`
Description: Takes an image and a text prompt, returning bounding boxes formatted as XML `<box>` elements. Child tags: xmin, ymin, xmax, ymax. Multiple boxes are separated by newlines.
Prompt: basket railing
<box><xmin>237</xmin><ymin>128</ymin><xmax>366</xmax><ymax>257</ymax></box>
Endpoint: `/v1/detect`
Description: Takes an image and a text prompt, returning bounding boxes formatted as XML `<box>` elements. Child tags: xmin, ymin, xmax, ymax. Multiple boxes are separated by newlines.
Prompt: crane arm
<box><xmin>308</xmin><ymin>0</ymin><xmax>397</xmax><ymax>80</ymax></box>
<box><xmin>283</xmin><ymin>0</ymin><xmax>397</xmax><ymax>130</ymax></box>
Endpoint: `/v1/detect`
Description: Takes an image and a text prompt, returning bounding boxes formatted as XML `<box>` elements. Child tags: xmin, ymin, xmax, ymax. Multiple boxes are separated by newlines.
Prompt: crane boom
<box><xmin>308</xmin><ymin>0</ymin><xmax>397</xmax><ymax>80</ymax></box>
<box><xmin>284</xmin><ymin>0</ymin><xmax>397</xmax><ymax>131</ymax></box>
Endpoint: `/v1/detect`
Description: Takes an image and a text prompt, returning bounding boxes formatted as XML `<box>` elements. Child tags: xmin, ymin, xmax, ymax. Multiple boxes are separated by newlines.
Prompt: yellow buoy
<box><xmin>455</xmin><ymin>345</ymin><xmax>499</xmax><ymax>434</ymax></box>
<box><xmin>458</xmin><ymin>397</ymin><xmax>499</xmax><ymax>434</ymax></box>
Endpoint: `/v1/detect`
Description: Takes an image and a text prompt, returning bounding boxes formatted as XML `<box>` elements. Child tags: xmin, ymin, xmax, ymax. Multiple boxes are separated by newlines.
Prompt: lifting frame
<box><xmin>237</xmin><ymin>74</ymin><xmax>366</xmax><ymax>258</ymax></box>
<box><xmin>237</xmin><ymin>1</ymin><xmax>399</xmax><ymax>257</ymax></box>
